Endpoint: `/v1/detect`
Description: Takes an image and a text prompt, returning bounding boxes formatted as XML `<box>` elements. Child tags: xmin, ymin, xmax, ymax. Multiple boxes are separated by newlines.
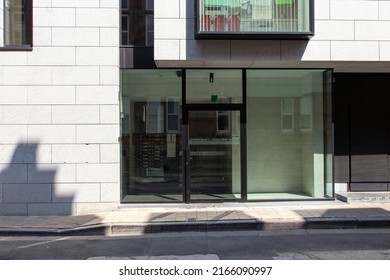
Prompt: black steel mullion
<box><xmin>182</xmin><ymin>69</ymin><xmax>188</xmax><ymax>124</ymax></box>
<box><xmin>310</xmin><ymin>0</ymin><xmax>315</xmax><ymax>36</ymax></box>
<box><xmin>181</xmin><ymin>69</ymin><xmax>190</xmax><ymax>203</ymax></box>
<box><xmin>241</xmin><ymin>69</ymin><xmax>247</xmax><ymax>201</ymax></box>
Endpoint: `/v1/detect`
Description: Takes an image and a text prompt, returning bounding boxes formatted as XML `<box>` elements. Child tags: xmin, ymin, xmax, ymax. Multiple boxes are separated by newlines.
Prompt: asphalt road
<box><xmin>1</xmin><ymin>229</ymin><xmax>390</xmax><ymax>260</ymax></box>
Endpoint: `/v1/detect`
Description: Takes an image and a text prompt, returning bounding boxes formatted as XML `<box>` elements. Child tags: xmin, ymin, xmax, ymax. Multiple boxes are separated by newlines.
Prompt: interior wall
<box><xmin>247</xmin><ymin>71</ymin><xmax>326</xmax><ymax>197</ymax></box>
<box><xmin>247</xmin><ymin>97</ymin><xmax>303</xmax><ymax>193</ymax></box>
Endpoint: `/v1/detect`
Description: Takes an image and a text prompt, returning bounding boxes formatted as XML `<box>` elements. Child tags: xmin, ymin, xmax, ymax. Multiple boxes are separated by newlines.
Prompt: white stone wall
<box><xmin>154</xmin><ymin>0</ymin><xmax>390</xmax><ymax>72</ymax></box>
<box><xmin>0</xmin><ymin>0</ymin><xmax>120</xmax><ymax>215</ymax></box>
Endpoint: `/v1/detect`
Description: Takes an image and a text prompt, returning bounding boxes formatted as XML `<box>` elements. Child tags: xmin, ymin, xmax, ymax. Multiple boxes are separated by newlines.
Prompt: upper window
<box><xmin>196</xmin><ymin>0</ymin><xmax>313</xmax><ymax>39</ymax></box>
<box><xmin>121</xmin><ymin>0</ymin><xmax>154</xmax><ymax>46</ymax></box>
<box><xmin>1</xmin><ymin>0</ymin><xmax>33</xmax><ymax>49</ymax></box>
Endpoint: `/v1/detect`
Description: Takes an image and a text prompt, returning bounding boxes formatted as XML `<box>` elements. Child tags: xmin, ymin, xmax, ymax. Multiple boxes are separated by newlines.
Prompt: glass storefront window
<box><xmin>246</xmin><ymin>69</ymin><xmax>333</xmax><ymax>200</ymax></box>
<box><xmin>197</xmin><ymin>0</ymin><xmax>313</xmax><ymax>38</ymax></box>
<box><xmin>121</xmin><ymin>70</ymin><xmax>183</xmax><ymax>203</ymax></box>
<box><xmin>121</xmin><ymin>69</ymin><xmax>333</xmax><ymax>203</ymax></box>
<box><xmin>186</xmin><ymin>70</ymin><xmax>243</xmax><ymax>104</ymax></box>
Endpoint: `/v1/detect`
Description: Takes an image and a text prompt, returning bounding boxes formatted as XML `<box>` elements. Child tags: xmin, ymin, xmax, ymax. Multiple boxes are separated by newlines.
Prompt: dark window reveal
<box><xmin>121</xmin><ymin>0</ymin><xmax>154</xmax><ymax>46</ymax></box>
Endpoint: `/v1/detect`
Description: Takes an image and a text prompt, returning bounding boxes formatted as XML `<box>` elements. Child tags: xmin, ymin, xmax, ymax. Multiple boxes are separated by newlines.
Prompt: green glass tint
<box><xmin>246</xmin><ymin>70</ymin><xmax>333</xmax><ymax>200</ymax></box>
<box><xmin>121</xmin><ymin>70</ymin><xmax>183</xmax><ymax>203</ymax></box>
<box><xmin>186</xmin><ymin>70</ymin><xmax>243</xmax><ymax>104</ymax></box>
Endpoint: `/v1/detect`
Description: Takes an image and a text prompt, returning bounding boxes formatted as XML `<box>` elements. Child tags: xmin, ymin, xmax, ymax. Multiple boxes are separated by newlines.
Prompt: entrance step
<box><xmin>336</xmin><ymin>192</ymin><xmax>390</xmax><ymax>203</ymax></box>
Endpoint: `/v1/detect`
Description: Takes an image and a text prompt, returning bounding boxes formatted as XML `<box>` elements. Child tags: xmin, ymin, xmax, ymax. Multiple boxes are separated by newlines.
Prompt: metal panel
<box><xmin>350</xmin><ymin>183</ymin><xmax>388</xmax><ymax>192</ymax></box>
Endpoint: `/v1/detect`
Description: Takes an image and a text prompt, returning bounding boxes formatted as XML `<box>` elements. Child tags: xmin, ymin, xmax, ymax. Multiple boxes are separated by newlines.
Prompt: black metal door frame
<box><xmin>181</xmin><ymin>69</ymin><xmax>247</xmax><ymax>203</ymax></box>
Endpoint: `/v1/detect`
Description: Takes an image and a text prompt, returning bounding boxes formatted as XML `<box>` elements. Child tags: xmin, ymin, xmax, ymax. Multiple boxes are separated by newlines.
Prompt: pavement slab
<box><xmin>0</xmin><ymin>201</ymin><xmax>390</xmax><ymax>235</ymax></box>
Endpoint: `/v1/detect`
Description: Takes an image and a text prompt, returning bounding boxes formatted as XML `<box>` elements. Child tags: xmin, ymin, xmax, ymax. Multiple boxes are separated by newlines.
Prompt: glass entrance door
<box><xmin>185</xmin><ymin>110</ymin><xmax>241</xmax><ymax>201</ymax></box>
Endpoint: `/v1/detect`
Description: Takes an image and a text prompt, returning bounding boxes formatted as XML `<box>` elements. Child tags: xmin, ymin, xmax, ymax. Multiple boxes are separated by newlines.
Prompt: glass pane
<box><xmin>167</xmin><ymin>100</ymin><xmax>175</xmax><ymax>114</ymax></box>
<box><xmin>126</xmin><ymin>0</ymin><xmax>154</xmax><ymax>46</ymax></box>
<box><xmin>218</xmin><ymin>114</ymin><xmax>229</xmax><ymax>132</ymax></box>
<box><xmin>168</xmin><ymin>115</ymin><xmax>179</xmax><ymax>131</ymax></box>
<box><xmin>122</xmin><ymin>0</ymin><xmax>129</xmax><ymax>9</ymax></box>
<box><xmin>121</xmin><ymin>15</ymin><xmax>128</xmax><ymax>31</ymax></box>
<box><xmin>247</xmin><ymin>69</ymin><xmax>330</xmax><ymax>200</ymax></box>
<box><xmin>198</xmin><ymin>0</ymin><xmax>311</xmax><ymax>33</ymax></box>
<box><xmin>5</xmin><ymin>0</ymin><xmax>26</xmax><ymax>45</ymax></box>
<box><xmin>186</xmin><ymin>70</ymin><xmax>242</xmax><ymax>104</ymax></box>
<box><xmin>189</xmin><ymin>110</ymin><xmax>241</xmax><ymax>201</ymax></box>
<box><xmin>121</xmin><ymin>32</ymin><xmax>128</xmax><ymax>45</ymax></box>
<box><xmin>146</xmin><ymin>0</ymin><xmax>154</xmax><ymax>10</ymax></box>
<box><xmin>145</xmin><ymin>15</ymin><xmax>154</xmax><ymax>46</ymax></box>
<box><xmin>121</xmin><ymin>70</ymin><xmax>183</xmax><ymax>203</ymax></box>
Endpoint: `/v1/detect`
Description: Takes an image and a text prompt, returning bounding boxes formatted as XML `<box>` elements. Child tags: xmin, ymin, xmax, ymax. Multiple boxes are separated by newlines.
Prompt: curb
<box><xmin>1</xmin><ymin>218</ymin><xmax>390</xmax><ymax>236</ymax></box>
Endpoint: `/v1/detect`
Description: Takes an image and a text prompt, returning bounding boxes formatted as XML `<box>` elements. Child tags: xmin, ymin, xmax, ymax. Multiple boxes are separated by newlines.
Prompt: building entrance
<box><xmin>184</xmin><ymin>110</ymin><xmax>242</xmax><ymax>202</ymax></box>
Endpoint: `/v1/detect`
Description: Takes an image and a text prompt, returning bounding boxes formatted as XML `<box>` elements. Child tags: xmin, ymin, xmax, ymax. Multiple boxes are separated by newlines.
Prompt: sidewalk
<box><xmin>1</xmin><ymin>200</ymin><xmax>390</xmax><ymax>236</ymax></box>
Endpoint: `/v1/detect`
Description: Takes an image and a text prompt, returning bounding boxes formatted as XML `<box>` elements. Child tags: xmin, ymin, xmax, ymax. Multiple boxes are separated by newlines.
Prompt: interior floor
<box><xmin>121</xmin><ymin>192</ymin><xmax>328</xmax><ymax>203</ymax></box>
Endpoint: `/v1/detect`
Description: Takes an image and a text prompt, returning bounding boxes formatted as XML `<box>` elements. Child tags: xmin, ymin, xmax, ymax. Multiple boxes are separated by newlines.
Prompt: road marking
<box><xmin>88</xmin><ymin>254</ymin><xmax>220</xmax><ymax>260</ymax></box>
<box><xmin>17</xmin><ymin>237</ymin><xmax>70</xmax><ymax>249</ymax></box>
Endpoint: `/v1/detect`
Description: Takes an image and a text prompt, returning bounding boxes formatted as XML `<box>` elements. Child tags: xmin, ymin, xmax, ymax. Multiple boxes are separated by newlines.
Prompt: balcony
<box><xmin>196</xmin><ymin>0</ymin><xmax>314</xmax><ymax>39</ymax></box>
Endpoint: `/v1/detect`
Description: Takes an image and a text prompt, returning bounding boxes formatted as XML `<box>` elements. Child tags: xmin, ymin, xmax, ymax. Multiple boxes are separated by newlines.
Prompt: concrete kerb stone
<box><xmin>357</xmin><ymin>217</ymin><xmax>390</xmax><ymax>228</ymax></box>
<box><xmin>2</xmin><ymin>217</ymin><xmax>390</xmax><ymax>236</ymax></box>
<box><xmin>257</xmin><ymin>219</ymin><xmax>308</xmax><ymax>230</ymax></box>
<box><xmin>306</xmin><ymin>217</ymin><xmax>359</xmax><ymax>229</ymax></box>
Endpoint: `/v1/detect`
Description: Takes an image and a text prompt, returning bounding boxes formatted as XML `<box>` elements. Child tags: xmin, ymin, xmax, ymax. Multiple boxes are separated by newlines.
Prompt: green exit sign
<box><xmin>211</xmin><ymin>95</ymin><xmax>218</xmax><ymax>102</ymax></box>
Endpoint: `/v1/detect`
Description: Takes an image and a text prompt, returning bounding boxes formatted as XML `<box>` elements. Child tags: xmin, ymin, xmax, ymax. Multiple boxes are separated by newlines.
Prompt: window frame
<box><xmin>1</xmin><ymin>0</ymin><xmax>33</xmax><ymax>51</ymax></box>
<box><xmin>195</xmin><ymin>0</ymin><xmax>314</xmax><ymax>40</ymax></box>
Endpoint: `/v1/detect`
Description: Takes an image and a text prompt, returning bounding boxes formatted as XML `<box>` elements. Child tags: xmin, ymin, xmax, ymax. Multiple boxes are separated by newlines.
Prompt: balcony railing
<box><xmin>196</xmin><ymin>0</ymin><xmax>314</xmax><ymax>39</ymax></box>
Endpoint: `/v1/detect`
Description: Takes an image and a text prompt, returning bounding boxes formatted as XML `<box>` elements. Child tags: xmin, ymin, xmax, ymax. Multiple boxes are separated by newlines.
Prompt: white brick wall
<box><xmin>53</xmin><ymin>184</ymin><xmax>101</xmax><ymax>203</ymax></box>
<box><xmin>52</xmin><ymin>144</ymin><xmax>100</xmax><ymax>163</ymax></box>
<box><xmin>52</xmin><ymin>105</ymin><xmax>100</xmax><ymax>124</ymax></box>
<box><xmin>0</xmin><ymin>1</ymin><xmax>120</xmax><ymax>215</ymax></box>
<box><xmin>154</xmin><ymin>0</ymin><xmax>390</xmax><ymax>71</ymax></box>
<box><xmin>3</xmin><ymin>184</ymin><xmax>52</xmax><ymax>203</ymax></box>
<box><xmin>0</xmin><ymin>144</ymin><xmax>52</xmax><ymax>164</ymax></box>
<box><xmin>52</xmin><ymin>28</ymin><xmax>100</xmax><ymax>46</ymax></box>
<box><xmin>76</xmin><ymin>163</ymin><xmax>119</xmax><ymax>183</ymax></box>
<box><xmin>27</xmin><ymin>86</ymin><xmax>76</xmax><ymax>105</ymax></box>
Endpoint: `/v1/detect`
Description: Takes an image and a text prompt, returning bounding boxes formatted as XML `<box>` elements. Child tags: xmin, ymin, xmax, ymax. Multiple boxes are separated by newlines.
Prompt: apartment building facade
<box><xmin>0</xmin><ymin>0</ymin><xmax>390</xmax><ymax>215</ymax></box>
